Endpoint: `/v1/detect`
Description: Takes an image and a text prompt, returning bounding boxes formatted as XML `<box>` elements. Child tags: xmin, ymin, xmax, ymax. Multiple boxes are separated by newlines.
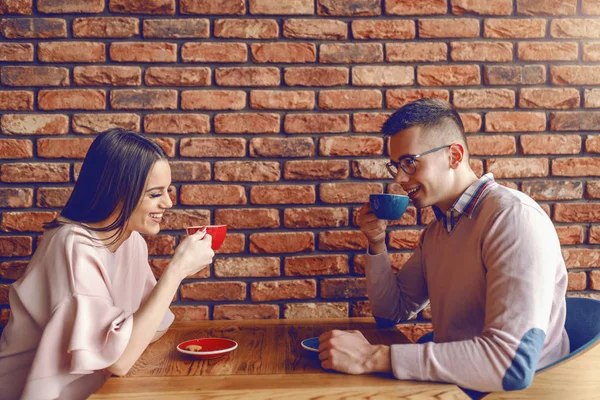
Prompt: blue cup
<box><xmin>369</xmin><ymin>194</ymin><xmax>409</xmax><ymax>220</ymax></box>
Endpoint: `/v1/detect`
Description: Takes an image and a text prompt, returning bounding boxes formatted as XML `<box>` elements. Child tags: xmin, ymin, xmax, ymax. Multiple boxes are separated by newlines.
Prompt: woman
<box><xmin>0</xmin><ymin>129</ymin><xmax>214</xmax><ymax>399</ymax></box>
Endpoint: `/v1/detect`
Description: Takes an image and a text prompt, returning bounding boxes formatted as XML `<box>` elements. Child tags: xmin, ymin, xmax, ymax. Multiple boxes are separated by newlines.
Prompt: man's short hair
<box><xmin>382</xmin><ymin>98</ymin><xmax>468</xmax><ymax>153</ymax></box>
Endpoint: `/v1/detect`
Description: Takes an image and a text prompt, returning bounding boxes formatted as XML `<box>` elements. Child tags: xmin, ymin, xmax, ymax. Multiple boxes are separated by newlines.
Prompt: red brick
<box><xmin>1</xmin><ymin>162</ymin><xmax>68</xmax><ymax>183</ymax></box>
<box><xmin>181</xmin><ymin>90</ymin><xmax>245</xmax><ymax>110</ymax></box>
<box><xmin>214</xmin><ymin>304</ymin><xmax>279</xmax><ymax>320</ymax></box>
<box><xmin>1</xmin><ymin>211</ymin><xmax>56</xmax><ymax>232</ymax></box>
<box><xmin>250</xmin><ymin>232</ymin><xmax>314</xmax><ymax>253</ymax></box>
<box><xmin>556</xmin><ymin>226</ymin><xmax>584</xmax><ymax>245</ymax></box>
<box><xmin>517</xmin><ymin>0</ymin><xmax>576</xmax><ymax>15</ymax></box>
<box><xmin>386</xmin><ymin>43</ymin><xmax>447</xmax><ymax>62</ymax></box>
<box><xmin>518</xmin><ymin>42</ymin><xmax>578</xmax><ymax>61</ymax></box>
<box><xmin>321</xmin><ymin>277</ymin><xmax>366</xmax><ymax>298</ymax></box>
<box><xmin>551</xmin><ymin>66</ymin><xmax>600</xmax><ymax>85</ymax></box>
<box><xmin>179</xmin><ymin>138</ymin><xmax>246</xmax><ymax>157</ymax></box>
<box><xmin>110</xmin><ymin>89</ymin><xmax>176</xmax><ymax>110</ymax></box>
<box><xmin>284</xmin><ymin>302</ymin><xmax>348</xmax><ymax>319</ymax></box>
<box><xmin>583</xmin><ymin>0</ymin><xmax>600</xmax><ymax>15</ymax></box>
<box><xmin>0</xmin><ymin>139</ymin><xmax>31</xmax><ymax>158</ymax></box>
<box><xmin>109</xmin><ymin>0</ymin><xmax>174</xmax><ymax>14</ymax></box>
<box><xmin>145</xmin><ymin>67</ymin><xmax>210</xmax><ymax>87</ymax></box>
<box><xmin>585</xmin><ymin>89</ymin><xmax>600</xmax><ymax>108</ymax></box>
<box><xmin>284</xmin><ymin>19</ymin><xmax>347</xmax><ymax>39</ymax></box>
<box><xmin>0</xmin><ymin>0</ymin><xmax>32</xmax><ymax>14</ymax></box>
<box><xmin>73</xmin><ymin>66</ymin><xmax>140</xmax><ymax>86</ymax></box>
<box><xmin>0</xmin><ymin>260</ymin><xmax>28</xmax><ymax>280</ymax></box>
<box><xmin>36</xmin><ymin>187</ymin><xmax>72</xmax><ymax>208</ymax></box>
<box><xmin>320</xmin><ymin>136</ymin><xmax>383</xmax><ymax>157</ymax></box>
<box><xmin>486</xmin><ymin>158</ymin><xmax>548</xmax><ymax>178</ymax></box>
<box><xmin>215</xmin><ymin>113</ymin><xmax>279</xmax><ymax>134</ymax></box>
<box><xmin>110</xmin><ymin>42</ymin><xmax>177</xmax><ymax>62</ymax></box>
<box><xmin>73</xmin><ymin>17</ymin><xmax>139</xmax><ymax>38</ymax></box>
<box><xmin>352</xmin><ymin>112</ymin><xmax>391</xmax><ymax>132</ymax></box>
<box><xmin>452</xmin><ymin>0</ymin><xmax>512</xmax><ymax>14</ymax></box>
<box><xmin>451</xmin><ymin>41</ymin><xmax>513</xmax><ymax>62</ymax></box>
<box><xmin>38</xmin><ymin>0</ymin><xmax>104</xmax><ymax>13</ymax></box>
<box><xmin>587</xmin><ymin>136</ymin><xmax>600</xmax><ymax>153</ymax></box>
<box><xmin>590</xmin><ymin>225</ymin><xmax>600</xmax><ymax>242</ymax></box>
<box><xmin>319</xmin><ymin>230</ymin><xmax>368</xmax><ymax>251</ymax></box>
<box><xmin>180</xmin><ymin>185</ymin><xmax>246</xmax><ymax>205</ymax></box>
<box><xmin>1</xmin><ymin>114</ymin><xmax>67</xmax><ymax>135</ymax></box>
<box><xmin>284</xmin><ymin>67</ymin><xmax>348</xmax><ymax>87</ymax></box>
<box><xmin>386</xmin><ymin>0</ymin><xmax>446</xmax><ymax>15</ymax></box>
<box><xmin>553</xmin><ymin>158</ymin><xmax>600</xmax><ymax>177</ymax></box>
<box><xmin>555</xmin><ymin>203</ymin><xmax>600</xmax><ymax>223</ymax></box>
<box><xmin>386</xmin><ymin>89</ymin><xmax>449</xmax><ymax>109</ymax></box>
<box><xmin>550</xmin><ymin>111</ymin><xmax>600</xmax><ymax>131</ymax></box>
<box><xmin>317</xmin><ymin>0</ymin><xmax>380</xmax><ymax>15</ymax></box>
<box><xmin>420</xmin><ymin>18</ymin><xmax>479</xmax><ymax>38</ymax></box>
<box><xmin>181</xmin><ymin>282</ymin><xmax>246</xmax><ymax>302</ymax></box>
<box><xmin>170</xmin><ymin>305</ymin><xmax>209</xmax><ymax>321</ymax></box>
<box><xmin>214</xmin><ymin>256</ymin><xmax>280</xmax><ymax>277</ymax></box>
<box><xmin>388</xmin><ymin>229</ymin><xmax>422</xmax><ymax>250</ymax></box>
<box><xmin>460</xmin><ymin>113</ymin><xmax>482</xmax><ymax>133</ymax></box>
<box><xmin>319</xmin><ymin>89</ymin><xmax>382</xmax><ymax>110</ymax></box>
<box><xmin>38</xmin><ymin>89</ymin><xmax>105</xmax><ymax>111</ymax></box>
<box><xmin>521</xmin><ymin>135</ymin><xmax>581</xmax><ymax>155</ymax></box>
<box><xmin>284</xmin><ymin>113</ymin><xmax>349</xmax><ymax>133</ymax></box>
<box><xmin>215</xmin><ymin>67</ymin><xmax>280</xmax><ymax>87</ymax></box>
<box><xmin>250</xmin><ymin>185</ymin><xmax>316</xmax><ymax>205</ymax></box>
<box><xmin>0</xmin><ymin>236</ymin><xmax>32</xmax><ymax>256</ymax></box>
<box><xmin>0</xmin><ymin>188</ymin><xmax>32</xmax><ymax>208</ymax></box>
<box><xmin>284</xmin><ymin>160</ymin><xmax>348</xmax><ymax>180</ymax></box>
<box><xmin>0</xmin><ymin>43</ymin><xmax>33</xmax><ymax>62</ymax></box>
<box><xmin>215</xmin><ymin>208</ymin><xmax>279</xmax><ymax>229</ymax></box>
<box><xmin>250</xmin><ymin>137</ymin><xmax>314</xmax><ymax>158</ymax></box>
<box><xmin>350</xmin><ymin>300</ymin><xmax>371</xmax><ymax>316</ymax></box>
<box><xmin>72</xmin><ymin>113</ymin><xmax>140</xmax><ymax>134</ymax></box>
<box><xmin>249</xmin><ymin>0</ymin><xmax>314</xmax><ymax>15</ymax></box>
<box><xmin>453</xmin><ymin>89</ymin><xmax>515</xmax><ymax>109</ymax></box>
<box><xmin>551</xmin><ymin>18</ymin><xmax>600</xmax><ymax>39</ymax></box>
<box><xmin>215</xmin><ymin>161</ymin><xmax>280</xmax><ymax>182</ymax></box>
<box><xmin>143</xmin><ymin>18</ymin><xmax>208</xmax><ymax>38</ymax></box>
<box><xmin>284</xmin><ymin>207</ymin><xmax>348</xmax><ymax>228</ymax></box>
<box><xmin>144</xmin><ymin>114</ymin><xmax>209</xmax><ymax>134</ymax></box>
<box><xmin>320</xmin><ymin>182</ymin><xmax>382</xmax><ymax>204</ymax></box>
<box><xmin>352</xmin><ymin>159</ymin><xmax>391</xmax><ymax>179</ymax></box>
<box><xmin>562</xmin><ymin>249</ymin><xmax>599</xmax><ymax>269</ymax></box>
<box><xmin>251</xmin><ymin>279</ymin><xmax>316</xmax><ymax>301</ymax></box>
<box><xmin>320</xmin><ymin>43</ymin><xmax>383</xmax><ymax>63</ymax></box>
<box><xmin>521</xmin><ymin>180</ymin><xmax>583</xmax><ymax>200</ymax></box>
<box><xmin>1</xmin><ymin>66</ymin><xmax>68</xmax><ymax>87</ymax></box>
<box><xmin>590</xmin><ymin>271</ymin><xmax>600</xmax><ymax>290</ymax></box>
<box><xmin>352</xmin><ymin>66</ymin><xmax>413</xmax><ymax>87</ymax></box>
<box><xmin>38</xmin><ymin>42</ymin><xmax>105</xmax><ymax>63</ymax></box>
<box><xmin>1</xmin><ymin>18</ymin><xmax>66</xmax><ymax>38</ymax></box>
<box><xmin>485</xmin><ymin>18</ymin><xmax>546</xmax><ymax>38</ymax></box>
<box><xmin>168</xmin><ymin>162</ymin><xmax>210</xmax><ymax>182</ymax></box>
<box><xmin>352</xmin><ymin>20</ymin><xmax>414</xmax><ymax>39</ymax></box>
<box><xmin>0</xmin><ymin>91</ymin><xmax>33</xmax><ymax>110</ymax></box>
<box><xmin>37</xmin><ymin>138</ymin><xmax>93</xmax><ymax>159</ymax></box>
<box><xmin>216</xmin><ymin>18</ymin><xmax>278</xmax><ymax>39</ymax></box>
<box><xmin>285</xmin><ymin>254</ymin><xmax>348</xmax><ymax>276</ymax></box>
<box><xmin>183</xmin><ymin>42</ymin><xmax>248</xmax><ymax>63</ymax></box>
<box><xmin>159</xmin><ymin>209</ymin><xmax>210</xmax><ymax>230</ymax></box>
<box><xmin>584</xmin><ymin>43</ymin><xmax>600</xmax><ymax>61</ymax></box>
<box><xmin>250</xmin><ymin>90</ymin><xmax>314</xmax><ymax>110</ymax></box>
<box><xmin>143</xmin><ymin>235</ymin><xmax>175</xmax><ymax>255</ymax></box>
<box><xmin>180</xmin><ymin>0</ymin><xmax>245</xmax><ymax>15</ymax></box>
<box><xmin>485</xmin><ymin>112</ymin><xmax>546</xmax><ymax>132</ymax></box>
<box><xmin>251</xmin><ymin>43</ymin><xmax>316</xmax><ymax>63</ymax></box>
<box><xmin>417</xmin><ymin>65</ymin><xmax>480</xmax><ymax>86</ymax></box>
<box><xmin>484</xmin><ymin>65</ymin><xmax>546</xmax><ymax>85</ymax></box>
<box><xmin>467</xmin><ymin>135</ymin><xmax>516</xmax><ymax>156</ymax></box>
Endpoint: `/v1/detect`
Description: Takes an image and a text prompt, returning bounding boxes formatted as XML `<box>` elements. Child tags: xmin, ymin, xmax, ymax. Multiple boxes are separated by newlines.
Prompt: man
<box><xmin>317</xmin><ymin>99</ymin><xmax>570</xmax><ymax>393</ymax></box>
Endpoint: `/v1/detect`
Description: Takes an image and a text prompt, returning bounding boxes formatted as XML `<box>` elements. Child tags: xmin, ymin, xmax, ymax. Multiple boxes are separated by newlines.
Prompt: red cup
<box><xmin>186</xmin><ymin>225</ymin><xmax>227</xmax><ymax>250</ymax></box>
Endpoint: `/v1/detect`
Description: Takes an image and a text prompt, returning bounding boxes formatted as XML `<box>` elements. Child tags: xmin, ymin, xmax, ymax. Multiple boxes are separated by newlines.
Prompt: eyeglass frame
<box><xmin>386</xmin><ymin>144</ymin><xmax>453</xmax><ymax>177</ymax></box>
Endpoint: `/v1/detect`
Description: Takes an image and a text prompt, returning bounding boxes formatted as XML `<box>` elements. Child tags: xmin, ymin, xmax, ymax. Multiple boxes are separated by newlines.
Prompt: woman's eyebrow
<box><xmin>145</xmin><ymin>185</ymin><xmax>165</xmax><ymax>192</ymax></box>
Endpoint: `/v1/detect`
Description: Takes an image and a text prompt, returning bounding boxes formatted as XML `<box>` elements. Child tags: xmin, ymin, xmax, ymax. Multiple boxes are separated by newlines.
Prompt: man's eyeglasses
<box><xmin>386</xmin><ymin>144</ymin><xmax>452</xmax><ymax>177</ymax></box>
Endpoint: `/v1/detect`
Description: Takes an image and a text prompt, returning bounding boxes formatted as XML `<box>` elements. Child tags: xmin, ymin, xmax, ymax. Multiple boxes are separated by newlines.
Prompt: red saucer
<box><xmin>176</xmin><ymin>338</ymin><xmax>238</xmax><ymax>359</ymax></box>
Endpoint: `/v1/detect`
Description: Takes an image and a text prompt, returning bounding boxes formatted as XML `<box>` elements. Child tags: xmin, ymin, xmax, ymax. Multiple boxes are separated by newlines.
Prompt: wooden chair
<box><xmin>417</xmin><ymin>297</ymin><xmax>600</xmax><ymax>400</ymax></box>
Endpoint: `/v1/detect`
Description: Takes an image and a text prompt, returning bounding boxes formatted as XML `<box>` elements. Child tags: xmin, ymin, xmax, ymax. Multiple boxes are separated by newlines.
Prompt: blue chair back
<box><xmin>563</xmin><ymin>297</ymin><xmax>600</xmax><ymax>354</ymax></box>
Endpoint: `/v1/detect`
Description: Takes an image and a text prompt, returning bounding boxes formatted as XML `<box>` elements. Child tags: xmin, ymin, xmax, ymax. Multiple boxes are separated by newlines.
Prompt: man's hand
<box><xmin>357</xmin><ymin>203</ymin><xmax>387</xmax><ymax>255</ymax></box>
<box><xmin>318</xmin><ymin>330</ymin><xmax>392</xmax><ymax>375</ymax></box>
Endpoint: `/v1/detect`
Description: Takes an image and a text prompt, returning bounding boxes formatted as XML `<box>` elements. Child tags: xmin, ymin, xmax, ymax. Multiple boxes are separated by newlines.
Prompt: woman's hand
<box><xmin>357</xmin><ymin>203</ymin><xmax>387</xmax><ymax>254</ymax></box>
<box><xmin>168</xmin><ymin>229</ymin><xmax>215</xmax><ymax>280</ymax></box>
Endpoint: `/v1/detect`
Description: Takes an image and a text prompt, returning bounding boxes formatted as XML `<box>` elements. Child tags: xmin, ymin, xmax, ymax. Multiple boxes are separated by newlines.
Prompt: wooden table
<box><xmin>91</xmin><ymin>318</ymin><xmax>468</xmax><ymax>399</ymax></box>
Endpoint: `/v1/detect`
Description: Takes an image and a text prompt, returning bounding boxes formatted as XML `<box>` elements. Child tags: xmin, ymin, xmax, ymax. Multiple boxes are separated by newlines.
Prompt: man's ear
<box><xmin>448</xmin><ymin>143</ymin><xmax>465</xmax><ymax>169</ymax></box>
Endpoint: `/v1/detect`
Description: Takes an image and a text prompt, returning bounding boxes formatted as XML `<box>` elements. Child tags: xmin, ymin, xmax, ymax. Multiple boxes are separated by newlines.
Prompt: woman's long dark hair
<box><xmin>45</xmin><ymin>128</ymin><xmax>167</xmax><ymax>246</ymax></box>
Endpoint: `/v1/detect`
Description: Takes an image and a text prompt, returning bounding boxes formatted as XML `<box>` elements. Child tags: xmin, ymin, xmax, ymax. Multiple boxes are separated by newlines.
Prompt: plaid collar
<box><xmin>432</xmin><ymin>173</ymin><xmax>498</xmax><ymax>233</ymax></box>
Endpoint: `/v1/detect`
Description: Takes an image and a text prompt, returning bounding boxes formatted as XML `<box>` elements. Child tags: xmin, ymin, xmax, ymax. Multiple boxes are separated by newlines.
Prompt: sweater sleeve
<box><xmin>366</xmin><ymin>242</ymin><xmax>429</xmax><ymax>323</ymax></box>
<box><xmin>388</xmin><ymin>203</ymin><xmax>565</xmax><ymax>392</ymax></box>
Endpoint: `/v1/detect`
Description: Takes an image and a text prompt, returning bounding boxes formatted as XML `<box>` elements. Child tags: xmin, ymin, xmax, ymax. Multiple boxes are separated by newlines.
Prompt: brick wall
<box><xmin>1</xmin><ymin>0</ymin><xmax>599</xmax><ymax>337</ymax></box>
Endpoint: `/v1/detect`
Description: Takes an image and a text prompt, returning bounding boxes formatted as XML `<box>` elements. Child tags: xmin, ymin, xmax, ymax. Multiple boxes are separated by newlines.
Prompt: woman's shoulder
<box><xmin>44</xmin><ymin>222</ymin><xmax>97</xmax><ymax>249</ymax></box>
